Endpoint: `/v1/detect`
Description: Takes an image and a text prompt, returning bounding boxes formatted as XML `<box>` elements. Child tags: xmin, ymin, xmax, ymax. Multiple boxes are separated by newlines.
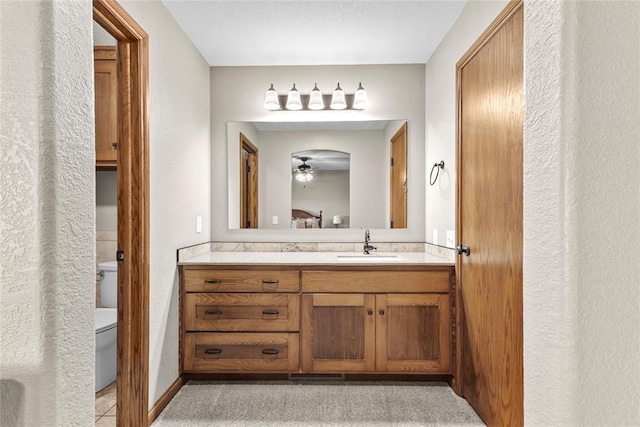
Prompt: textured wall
<box><xmin>211</xmin><ymin>65</ymin><xmax>426</xmax><ymax>242</ymax></box>
<box><xmin>1</xmin><ymin>1</ymin><xmax>95</xmax><ymax>425</ymax></box>
<box><xmin>524</xmin><ymin>1</ymin><xmax>640</xmax><ymax>425</ymax></box>
<box><xmin>424</xmin><ymin>0</ymin><xmax>509</xmax><ymax>245</ymax></box>
<box><xmin>118</xmin><ymin>0</ymin><xmax>211</xmax><ymax>407</ymax></box>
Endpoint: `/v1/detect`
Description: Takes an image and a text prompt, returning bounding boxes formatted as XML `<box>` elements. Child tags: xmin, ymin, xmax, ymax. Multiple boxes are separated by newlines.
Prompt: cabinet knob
<box><xmin>367</xmin><ymin>309</ymin><xmax>373</xmax><ymax>315</ymax></box>
<box><xmin>112</xmin><ymin>142</ymin><xmax>118</xmax><ymax>149</ymax></box>
<box><xmin>379</xmin><ymin>309</ymin><xmax>385</xmax><ymax>315</ymax></box>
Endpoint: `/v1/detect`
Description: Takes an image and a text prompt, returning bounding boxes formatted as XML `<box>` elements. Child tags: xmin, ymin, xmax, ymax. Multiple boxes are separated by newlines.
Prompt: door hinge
<box><xmin>390</xmin><ymin>221</ymin><xmax>394</xmax><ymax>228</ymax></box>
<box><xmin>390</xmin><ymin>158</ymin><xmax>394</xmax><ymax>166</ymax></box>
<box><xmin>246</xmin><ymin>165</ymin><xmax>251</xmax><ymax>173</ymax></box>
<box><xmin>245</xmin><ymin>221</ymin><xmax>250</xmax><ymax>228</ymax></box>
<box><xmin>116</xmin><ymin>250</ymin><xmax>124</xmax><ymax>261</ymax></box>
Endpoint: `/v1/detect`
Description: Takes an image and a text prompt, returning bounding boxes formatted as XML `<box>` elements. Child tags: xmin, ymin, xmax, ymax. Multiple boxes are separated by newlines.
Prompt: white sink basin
<box><xmin>336</xmin><ymin>254</ymin><xmax>403</xmax><ymax>261</ymax></box>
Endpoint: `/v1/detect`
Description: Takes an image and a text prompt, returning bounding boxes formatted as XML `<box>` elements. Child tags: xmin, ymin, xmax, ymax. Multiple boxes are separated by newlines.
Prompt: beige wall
<box><xmin>524</xmin><ymin>1</ymin><xmax>640</xmax><ymax>424</ymax></box>
<box><xmin>424</xmin><ymin>0</ymin><xmax>509</xmax><ymax>246</ymax></box>
<box><xmin>1</xmin><ymin>1</ymin><xmax>95</xmax><ymax>425</ymax></box>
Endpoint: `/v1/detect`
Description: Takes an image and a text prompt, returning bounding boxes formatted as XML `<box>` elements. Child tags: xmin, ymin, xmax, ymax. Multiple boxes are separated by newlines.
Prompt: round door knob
<box><xmin>456</xmin><ymin>245</ymin><xmax>471</xmax><ymax>256</ymax></box>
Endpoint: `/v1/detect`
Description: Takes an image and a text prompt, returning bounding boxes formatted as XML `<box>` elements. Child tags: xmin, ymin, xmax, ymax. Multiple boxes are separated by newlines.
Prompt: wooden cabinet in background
<box><xmin>94</xmin><ymin>46</ymin><xmax>118</xmax><ymax>169</ymax></box>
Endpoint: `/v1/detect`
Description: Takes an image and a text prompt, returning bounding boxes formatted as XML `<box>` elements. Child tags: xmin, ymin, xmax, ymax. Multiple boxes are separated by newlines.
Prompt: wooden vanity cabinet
<box><xmin>300</xmin><ymin>269</ymin><xmax>452</xmax><ymax>374</ymax></box>
<box><xmin>180</xmin><ymin>264</ymin><xmax>454</xmax><ymax>376</ymax></box>
<box><xmin>181</xmin><ymin>267</ymin><xmax>301</xmax><ymax>373</ymax></box>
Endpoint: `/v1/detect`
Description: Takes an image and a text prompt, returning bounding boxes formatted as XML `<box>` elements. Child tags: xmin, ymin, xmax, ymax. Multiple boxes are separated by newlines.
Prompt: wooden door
<box><xmin>301</xmin><ymin>293</ymin><xmax>375</xmax><ymax>372</ymax></box>
<box><xmin>94</xmin><ymin>46</ymin><xmax>118</xmax><ymax>168</ymax></box>
<box><xmin>456</xmin><ymin>2</ymin><xmax>523</xmax><ymax>425</ymax></box>
<box><xmin>390</xmin><ymin>122</ymin><xmax>407</xmax><ymax>228</ymax></box>
<box><xmin>376</xmin><ymin>294</ymin><xmax>450</xmax><ymax>373</ymax></box>
<box><xmin>240</xmin><ymin>133</ymin><xmax>258</xmax><ymax>228</ymax></box>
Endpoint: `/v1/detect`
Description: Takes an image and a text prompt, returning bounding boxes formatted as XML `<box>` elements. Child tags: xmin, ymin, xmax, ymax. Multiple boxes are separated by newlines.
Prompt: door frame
<box><xmin>390</xmin><ymin>122</ymin><xmax>407</xmax><ymax>228</ymax></box>
<box><xmin>239</xmin><ymin>133</ymin><xmax>259</xmax><ymax>229</ymax></box>
<box><xmin>93</xmin><ymin>0</ymin><xmax>150</xmax><ymax>425</ymax></box>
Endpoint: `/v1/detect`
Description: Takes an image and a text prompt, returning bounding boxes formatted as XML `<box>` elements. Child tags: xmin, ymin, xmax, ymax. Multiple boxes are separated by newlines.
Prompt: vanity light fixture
<box><xmin>263</xmin><ymin>82</ymin><xmax>369</xmax><ymax>111</ymax></box>
<box><xmin>263</xmin><ymin>83</ymin><xmax>280</xmax><ymax>110</ymax></box>
<box><xmin>353</xmin><ymin>82</ymin><xmax>369</xmax><ymax>110</ymax></box>
<box><xmin>330</xmin><ymin>82</ymin><xmax>347</xmax><ymax>110</ymax></box>
<box><xmin>286</xmin><ymin>83</ymin><xmax>303</xmax><ymax>110</ymax></box>
<box><xmin>308</xmin><ymin>83</ymin><xmax>324</xmax><ymax>110</ymax></box>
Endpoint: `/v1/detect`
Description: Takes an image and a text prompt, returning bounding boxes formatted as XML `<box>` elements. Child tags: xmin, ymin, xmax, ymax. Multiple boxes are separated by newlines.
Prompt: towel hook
<box><xmin>429</xmin><ymin>161</ymin><xmax>445</xmax><ymax>186</ymax></box>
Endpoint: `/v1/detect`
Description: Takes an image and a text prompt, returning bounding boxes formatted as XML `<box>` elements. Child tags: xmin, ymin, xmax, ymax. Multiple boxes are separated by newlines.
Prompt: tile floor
<box><xmin>95</xmin><ymin>381</ymin><xmax>116</xmax><ymax>426</ymax></box>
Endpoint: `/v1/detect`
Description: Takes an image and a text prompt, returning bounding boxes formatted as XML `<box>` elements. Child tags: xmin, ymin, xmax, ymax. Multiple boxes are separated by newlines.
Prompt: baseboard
<box><xmin>148</xmin><ymin>375</ymin><xmax>185</xmax><ymax>425</ymax></box>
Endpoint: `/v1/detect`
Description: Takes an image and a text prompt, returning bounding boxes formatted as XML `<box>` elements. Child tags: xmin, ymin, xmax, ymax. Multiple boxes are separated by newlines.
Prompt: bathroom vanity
<box><xmin>179</xmin><ymin>252</ymin><xmax>455</xmax><ymax>378</ymax></box>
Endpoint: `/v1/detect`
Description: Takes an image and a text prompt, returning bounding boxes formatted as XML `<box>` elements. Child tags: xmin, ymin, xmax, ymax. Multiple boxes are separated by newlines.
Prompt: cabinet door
<box><xmin>301</xmin><ymin>294</ymin><xmax>375</xmax><ymax>372</ymax></box>
<box><xmin>94</xmin><ymin>47</ymin><xmax>118</xmax><ymax>168</ymax></box>
<box><xmin>376</xmin><ymin>294</ymin><xmax>450</xmax><ymax>373</ymax></box>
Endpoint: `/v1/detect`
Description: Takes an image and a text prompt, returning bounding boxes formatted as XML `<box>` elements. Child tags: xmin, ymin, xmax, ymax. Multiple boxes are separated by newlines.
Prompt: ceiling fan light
<box><xmin>353</xmin><ymin>82</ymin><xmax>369</xmax><ymax>109</ymax></box>
<box><xmin>286</xmin><ymin>83</ymin><xmax>302</xmax><ymax>110</ymax></box>
<box><xmin>330</xmin><ymin>82</ymin><xmax>347</xmax><ymax>110</ymax></box>
<box><xmin>263</xmin><ymin>83</ymin><xmax>280</xmax><ymax>110</ymax></box>
<box><xmin>308</xmin><ymin>83</ymin><xmax>324</xmax><ymax>110</ymax></box>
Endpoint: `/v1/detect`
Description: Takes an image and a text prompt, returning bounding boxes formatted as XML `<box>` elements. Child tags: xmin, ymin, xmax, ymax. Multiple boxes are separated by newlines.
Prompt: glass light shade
<box><xmin>295</xmin><ymin>171</ymin><xmax>313</xmax><ymax>182</ymax></box>
<box><xmin>332</xmin><ymin>215</ymin><xmax>342</xmax><ymax>225</ymax></box>
<box><xmin>286</xmin><ymin>84</ymin><xmax>302</xmax><ymax>110</ymax></box>
<box><xmin>353</xmin><ymin>82</ymin><xmax>369</xmax><ymax>109</ymax></box>
<box><xmin>263</xmin><ymin>83</ymin><xmax>280</xmax><ymax>110</ymax></box>
<box><xmin>308</xmin><ymin>83</ymin><xmax>324</xmax><ymax>110</ymax></box>
<box><xmin>330</xmin><ymin>83</ymin><xmax>347</xmax><ymax>110</ymax></box>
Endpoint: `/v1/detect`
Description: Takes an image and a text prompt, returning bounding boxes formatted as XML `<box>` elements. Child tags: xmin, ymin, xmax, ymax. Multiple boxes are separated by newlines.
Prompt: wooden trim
<box><xmin>239</xmin><ymin>133</ymin><xmax>259</xmax><ymax>229</ymax></box>
<box><xmin>147</xmin><ymin>375</ymin><xmax>185</xmax><ymax>424</ymax></box>
<box><xmin>456</xmin><ymin>0</ymin><xmax>523</xmax><ymax>69</ymax></box>
<box><xmin>93</xmin><ymin>1</ymin><xmax>150</xmax><ymax>426</ymax></box>
<box><xmin>94</xmin><ymin>45</ymin><xmax>117</xmax><ymax>60</ymax></box>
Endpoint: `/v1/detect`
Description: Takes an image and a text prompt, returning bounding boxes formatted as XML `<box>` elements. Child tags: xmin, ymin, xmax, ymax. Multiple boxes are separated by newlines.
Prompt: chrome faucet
<box><xmin>363</xmin><ymin>229</ymin><xmax>377</xmax><ymax>254</ymax></box>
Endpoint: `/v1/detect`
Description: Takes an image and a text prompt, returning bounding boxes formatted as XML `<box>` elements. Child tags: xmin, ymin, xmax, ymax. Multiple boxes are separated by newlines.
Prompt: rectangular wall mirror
<box><xmin>227</xmin><ymin>120</ymin><xmax>408</xmax><ymax>230</ymax></box>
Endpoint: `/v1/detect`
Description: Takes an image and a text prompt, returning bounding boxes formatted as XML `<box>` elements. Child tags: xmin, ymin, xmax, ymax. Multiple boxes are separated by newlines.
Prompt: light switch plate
<box><xmin>432</xmin><ymin>229</ymin><xmax>439</xmax><ymax>245</ymax></box>
<box><xmin>272</xmin><ymin>216</ymin><xmax>278</xmax><ymax>225</ymax></box>
<box><xmin>196</xmin><ymin>216</ymin><xmax>202</xmax><ymax>233</ymax></box>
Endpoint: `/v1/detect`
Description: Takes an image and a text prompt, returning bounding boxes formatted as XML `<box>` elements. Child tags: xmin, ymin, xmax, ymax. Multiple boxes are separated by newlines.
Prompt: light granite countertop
<box><xmin>179</xmin><ymin>251</ymin><xmax>454</xmax><ymax>266</ymax></box>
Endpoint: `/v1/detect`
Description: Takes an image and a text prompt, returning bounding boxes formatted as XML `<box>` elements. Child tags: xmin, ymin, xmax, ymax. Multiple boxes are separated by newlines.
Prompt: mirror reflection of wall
<box><xmin>291</xmin><ymin>151</ymin><xmax>350</xmax><ymax>229</ymax></box>
<box><xmin>228</xmin><ymin>121</ymin><xmax>407</xmax><ymax>230</ymax></box>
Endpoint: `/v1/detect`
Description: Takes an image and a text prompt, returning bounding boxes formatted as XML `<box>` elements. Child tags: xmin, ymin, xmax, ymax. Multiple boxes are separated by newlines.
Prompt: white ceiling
<box><xmin>161</xmin><ymin>1</ymin><xmax>468</xmax><ymax>66</ymax></box>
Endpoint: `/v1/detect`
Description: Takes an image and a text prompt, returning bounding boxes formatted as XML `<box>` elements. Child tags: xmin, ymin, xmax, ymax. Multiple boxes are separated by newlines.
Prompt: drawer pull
<box><xmin>262</xmin><ymin>279</ymin><xmax>279</xmax><ymax>284</ymax></box>
<box><xmin>262</xmin><ymin>349</ymin><xmax>279</xmax><ymax>356</ymax></box>
<box><xmin>204</xmin><ymin>279</ymin><xmax>222</xmax><ymax>284</ymax></box>
<box><xmin>204</xmin><ymin>309</ymin><xmax>222</xmax><ymax>315</ymax></box>
<box><xmin>204</xmin><ymin>348</ymin><xmax>222</xmax><ymax>355</ymax></box>
<box><xmin>262</xmin><ymin>310</ymin><xmax>280</xmax><ymax>316</ymax></box>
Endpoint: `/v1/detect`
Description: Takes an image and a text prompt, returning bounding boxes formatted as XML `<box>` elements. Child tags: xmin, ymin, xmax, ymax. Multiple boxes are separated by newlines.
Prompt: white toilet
<box><xmin>95</xmin><ymin>261</ymin><xmax>118</xmax><ymax>392</ymax></box>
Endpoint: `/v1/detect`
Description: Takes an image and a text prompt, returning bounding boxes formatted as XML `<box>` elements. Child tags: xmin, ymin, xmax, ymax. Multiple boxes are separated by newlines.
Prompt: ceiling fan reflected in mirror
<box><xmin>294</xmin><ymin>157</ymin><xmax>314</xmax><ymax>182</ymax></box>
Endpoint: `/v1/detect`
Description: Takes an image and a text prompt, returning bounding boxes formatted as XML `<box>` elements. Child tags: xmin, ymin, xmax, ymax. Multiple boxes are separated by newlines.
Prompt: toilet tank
<box><xmin>98</xmin><ymin>261</ymin><xmax>118</xmax><ymax>308</ymax></box>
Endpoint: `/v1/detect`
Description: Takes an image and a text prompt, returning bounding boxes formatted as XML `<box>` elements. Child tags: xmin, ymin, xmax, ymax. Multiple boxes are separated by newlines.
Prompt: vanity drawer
<box><xmin>301</xmin><ymin>270</ymin><xmax>450</xmax><ymax>293</ymax></box>
<box><xmin>184</xmin><ymin>293</ymin><xmax>300</xmax><ymax>332</ymax></box>
<box><xmin>184</xmin><ymin>269</ymin><xmax>299</xmax><ymax>293</ymax></box>
<box><xmin>184</xmin><ymin>332</ymin><xmax>300</xmax><ymax>372</ymax></box>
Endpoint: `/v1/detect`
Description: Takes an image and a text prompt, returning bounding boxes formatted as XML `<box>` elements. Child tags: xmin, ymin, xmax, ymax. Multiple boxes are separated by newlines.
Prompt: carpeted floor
<box><xmin>152</xmin><ymin>381</ymin><xmax>485</xmax><ymax>426</ymax></box>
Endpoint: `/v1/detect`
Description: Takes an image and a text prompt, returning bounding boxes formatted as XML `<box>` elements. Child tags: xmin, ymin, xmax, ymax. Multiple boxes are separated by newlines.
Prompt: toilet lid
<box><xmin>95</xmin><ymin>308</ymin><xmax>117</xmax><ymax>333</ymax></box>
